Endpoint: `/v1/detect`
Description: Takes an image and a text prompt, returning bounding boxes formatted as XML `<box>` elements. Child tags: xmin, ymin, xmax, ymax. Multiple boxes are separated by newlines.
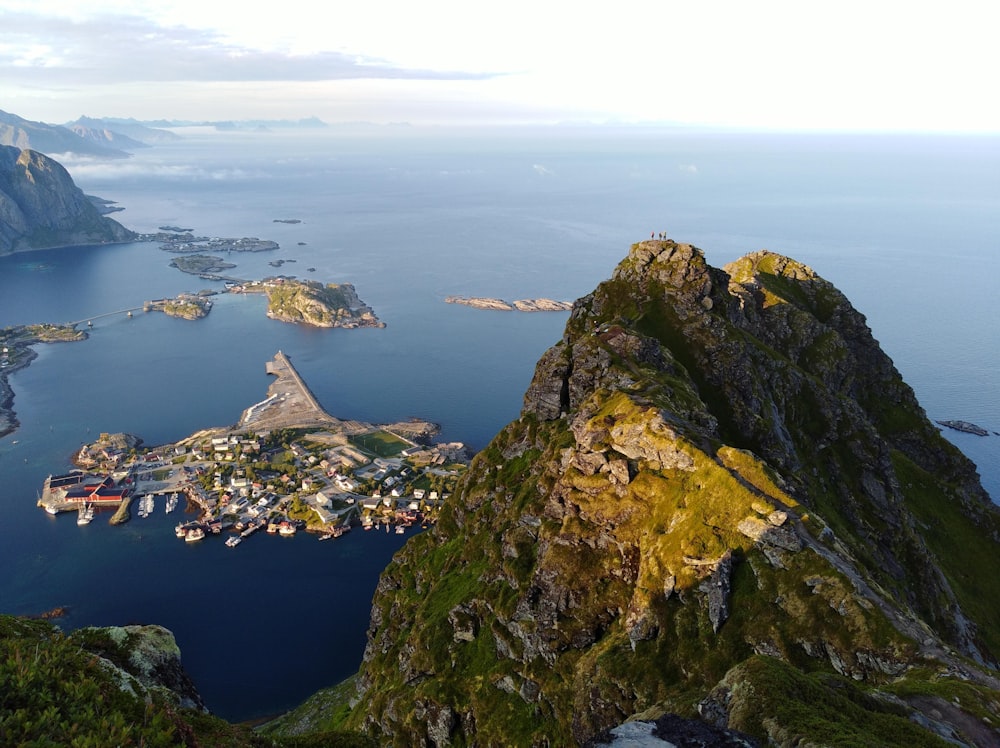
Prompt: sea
<box><xmin>1</xmin><ymin>126</ymin><xmax>998</xmax><ymax>722</ymax></box>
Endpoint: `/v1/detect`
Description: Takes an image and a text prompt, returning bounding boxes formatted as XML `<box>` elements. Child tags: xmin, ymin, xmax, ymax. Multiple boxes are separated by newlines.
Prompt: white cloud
<box><xmin>2</xmin><ymin>0</ymin><xmax>999</xmax><ymax>131</ymax></box>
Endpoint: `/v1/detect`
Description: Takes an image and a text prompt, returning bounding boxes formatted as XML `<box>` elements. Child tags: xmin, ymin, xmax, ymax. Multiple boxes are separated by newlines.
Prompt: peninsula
<box><xmin>38</xmin><ymin>352</ymin><xmax>466</xmax><ymax>542</ymax></box>
<box><xmin>0</xmin><ymin>324</ymin><xmax>85</xmax><ymax>438</ymax></box>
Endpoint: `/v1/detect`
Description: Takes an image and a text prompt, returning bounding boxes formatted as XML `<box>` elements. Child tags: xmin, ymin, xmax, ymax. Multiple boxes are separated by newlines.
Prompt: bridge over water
<box><xmin>66</xmin><ymin>306</ymin><xmax>147</xmax><ymax>328</ymax></box>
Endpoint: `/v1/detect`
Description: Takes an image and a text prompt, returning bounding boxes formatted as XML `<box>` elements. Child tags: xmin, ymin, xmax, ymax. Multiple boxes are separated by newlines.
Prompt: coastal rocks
<box><xmin>445</xmin><ymin>295</ymin><xmax>573</xmax><ymax>312</ymax></box>
<box><xmin>936</xmin><ymin>419</ymin><xmax>990</xmax><ymax>436</ymax></box>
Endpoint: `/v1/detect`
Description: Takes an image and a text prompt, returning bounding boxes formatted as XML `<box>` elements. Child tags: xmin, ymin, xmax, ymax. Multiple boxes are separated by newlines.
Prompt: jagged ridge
<box><xmin>346</xmin><ymin>240</ymin><xmax>1000</xmax><ymax>746</ymax></box>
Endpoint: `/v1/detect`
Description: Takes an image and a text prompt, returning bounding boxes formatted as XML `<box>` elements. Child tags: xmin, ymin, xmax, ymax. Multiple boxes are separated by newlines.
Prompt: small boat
<box><xmin>395</xmin><ymin>525</ymin><xmax>405</xmax><ymax>535</ymax></box>
<box><xmin>166</xmin><ymin>493</ymin><xmax>178</xmax><ymax>513</ymax></box>
<box><xmin>185</xmin><ymin>527</ymin><xmax>205</xmax><ymax>542</ymax></box>
<box><xmin>225</xmin><ymin>535</ymin><xmax>242</xmax><ymax>547</ymax></box>
<box><xmin>278</xmin><ymin>523</ymin><xmax>297</xmax><ymax>536</ymax></box>
<box><xmin>77</xmin><ymin>504</ymin><xmax>94</xmax><ymax>525</ymax></box>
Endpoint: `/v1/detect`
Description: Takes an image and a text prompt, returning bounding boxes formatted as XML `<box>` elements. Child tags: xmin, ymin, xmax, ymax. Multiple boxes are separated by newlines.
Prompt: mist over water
<box><xmin>1</xmin><ymin>128</ymin><xmax>998</xmax><ymax>720</ymax></box>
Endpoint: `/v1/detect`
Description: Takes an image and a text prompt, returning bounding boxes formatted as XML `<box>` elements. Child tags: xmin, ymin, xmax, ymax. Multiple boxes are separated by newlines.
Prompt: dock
<box><xmin>239</xmin><ymin>351</ymin><xmax>369</xmax><ymax>433</ymax></box>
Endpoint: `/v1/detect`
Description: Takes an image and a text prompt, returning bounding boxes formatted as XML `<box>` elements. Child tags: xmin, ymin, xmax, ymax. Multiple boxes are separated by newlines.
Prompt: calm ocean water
<box><xmin>1</xmin><ymin>127</ymin><xmax>998</xmax><ymax>720</ymax></box>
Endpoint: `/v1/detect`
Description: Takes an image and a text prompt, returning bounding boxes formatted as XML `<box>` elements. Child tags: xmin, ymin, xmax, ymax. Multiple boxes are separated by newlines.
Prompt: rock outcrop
<box><xmin>0</xmin><ymin>145</ymin><xmax>135</xmax><ymax>254</ymax></box>
<box><xmin>265</xmin><ymin>279</ymin><xmax>384</xmax><ymax>328</ymax></box>
<box><xmin>347</xmin><ymin>240</ymin><xmax>1000</xmax><ymax>746</ymax></box>
<box><xmin>445</xmin><ymin>295</ymin><xmax>574</xmax><ymax>312</ymax></box>
<box><xmin>0</xmin><ymin>614</ymin><xmax>250</xmax><ymax>746</ymax></box>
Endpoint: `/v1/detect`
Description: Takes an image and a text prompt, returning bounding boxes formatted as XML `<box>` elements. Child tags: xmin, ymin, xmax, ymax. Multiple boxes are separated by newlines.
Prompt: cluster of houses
<box><xmin>174</xmin><ymin>428</ymin><xmax>466</xmax><ymax>534</ymax></box>
<box><xmin>42</xmin><ymin>424</ymin><xmax>468</xmax><ymax>542</ymax></box>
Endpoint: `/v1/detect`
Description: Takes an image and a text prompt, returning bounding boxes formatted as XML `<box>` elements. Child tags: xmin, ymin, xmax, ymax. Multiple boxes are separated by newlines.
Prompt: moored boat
<box><xmin>185</xmin><ymin>526</ymin><xmax>205</xmax><ymax>542</ymax></box>
<box><xmin>77</xmin><ymin>504</ymin><xmax>94</xmax><ymax>525</ymax></box>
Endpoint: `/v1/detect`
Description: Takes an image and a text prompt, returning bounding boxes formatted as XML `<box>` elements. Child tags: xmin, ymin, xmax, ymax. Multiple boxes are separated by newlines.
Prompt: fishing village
<box><xmin>37</xmin><ymin>351</ymin><xmax>468</xmax><ymax>546</ymax></box>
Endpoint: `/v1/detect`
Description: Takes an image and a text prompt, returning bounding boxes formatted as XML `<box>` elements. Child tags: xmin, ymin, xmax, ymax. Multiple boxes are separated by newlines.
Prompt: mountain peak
<box><xmin>345</xmin><ymin>238</ymin><xmax>1000</xmax><ymax>746</ymax></box>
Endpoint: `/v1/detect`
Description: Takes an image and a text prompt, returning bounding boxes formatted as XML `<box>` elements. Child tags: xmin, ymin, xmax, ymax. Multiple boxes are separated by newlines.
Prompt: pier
<box><xmin>240</xmin><ymin>351</ymin><xmax>368</xmax><ymax>433</ymax></box>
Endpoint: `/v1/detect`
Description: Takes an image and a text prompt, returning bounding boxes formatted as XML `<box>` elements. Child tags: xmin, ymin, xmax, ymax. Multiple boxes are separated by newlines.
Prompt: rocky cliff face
<box><xmin>349</xmin><ymin>240</ymin><xmax>1000</xmax><ymax>746</ymax></box>
<box><xmin>0</xmin><ymin>145</ymin><xmax>135</xmax><ymax>254</ymax></box>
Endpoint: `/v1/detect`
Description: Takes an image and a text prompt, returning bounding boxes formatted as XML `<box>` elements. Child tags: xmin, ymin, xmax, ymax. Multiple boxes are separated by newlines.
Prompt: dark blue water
<box><xmin>1</xmin><ymin>128</ymin><xmax>998</xmax><ymax>720</ymax></box>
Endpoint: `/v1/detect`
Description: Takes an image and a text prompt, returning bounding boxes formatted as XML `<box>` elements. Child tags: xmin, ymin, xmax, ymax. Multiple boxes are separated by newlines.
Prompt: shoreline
<box><xmin>0</xmin><ymin>346</ymin><xmax>37</xmax><ymax>439</ymax></box>
<box><xmin>0</xmin><ymin>237</ymin><xmax>140</xmax><ymax>259</ymax></box>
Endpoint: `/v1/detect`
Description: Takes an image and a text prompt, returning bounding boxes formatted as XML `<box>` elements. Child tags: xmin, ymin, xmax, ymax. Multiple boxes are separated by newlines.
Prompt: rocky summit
<box><xmin>346</xmin><ymin>240</ymin><xmax>1000</xmax><ymax>746</ymax></box>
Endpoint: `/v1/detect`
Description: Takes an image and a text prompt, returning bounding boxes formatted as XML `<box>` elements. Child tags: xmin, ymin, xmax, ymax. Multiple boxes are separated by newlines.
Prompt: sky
<box><xmin>2</xmin><ymin>0</ymin><xmax>999</xmax><ymax>131</ymax></box>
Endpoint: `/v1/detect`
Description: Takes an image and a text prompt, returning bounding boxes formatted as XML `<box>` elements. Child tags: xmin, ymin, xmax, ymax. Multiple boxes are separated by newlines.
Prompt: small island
<box><xmin>151</xmin><ymin>233</ymin><xmax>280</xmax><ymax>254</ymax></box>
<box><xmin>445</xmin><ymin>295</ymin><xmax>573</xmax><ymax>312</ymax></box>
<box><xmin>936</xmin><ymin>419</ymin><xmax>991</xmax><ymax>436</ymax></box>
<box><xmin>234</xmin><ymin>278</ymin><xmax>384</xmax><ymax>328</ymax></box>
<box><xmin>147</xmin><ymin>293</ymin><xmax>214</xmax><ymax>320</ymax></box>
<box><xmin>168</xmin><ymin>254</ymin><xmax>237</xmax><ymax>276</ymax></box>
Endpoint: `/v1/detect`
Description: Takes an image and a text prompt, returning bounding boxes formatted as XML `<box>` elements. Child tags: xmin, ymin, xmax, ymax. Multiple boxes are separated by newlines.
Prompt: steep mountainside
<box><xmin>347</xmin><ymin>240</ymin><xmax>1000</xmax><ymax>746</ymax></box>
<box><xmin>0</xmin><ymin>145</ymin><xmax>135</xmax><ymax>254</ymax></box>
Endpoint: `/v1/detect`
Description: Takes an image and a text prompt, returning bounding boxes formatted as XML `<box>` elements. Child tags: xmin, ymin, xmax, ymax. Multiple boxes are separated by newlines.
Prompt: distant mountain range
<box><xmin>1</xmin><ymin>110</ymin><xmax>412</xmax><ymax>159</ymax></box>
<box><xmin>0</xmin><ymin>109</ymin><xmax>132</xmax><ymax>158</ymax></box>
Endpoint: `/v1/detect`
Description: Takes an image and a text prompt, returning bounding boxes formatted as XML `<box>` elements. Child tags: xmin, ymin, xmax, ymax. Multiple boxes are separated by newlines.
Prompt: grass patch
<box><xmin>349</xmin><ymin>430</ymin><xmax>410</xmax><ymax>458</ymax></box>
<box><xmin>725</xmin><ymin>656</ymin><xmax>953</xmax><ymax>747</ymax></box>
<box><xmin>893</xmin><ymin>451</ymin><xmax>1000</xmax><ymax>657</ymax></box>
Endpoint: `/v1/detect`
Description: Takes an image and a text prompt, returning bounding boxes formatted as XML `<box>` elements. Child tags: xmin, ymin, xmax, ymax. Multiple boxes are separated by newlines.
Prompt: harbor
<box><xmin>37</xmin><ymin>351</ymin><xmax>464</xmax><ymax>548</ymax></box>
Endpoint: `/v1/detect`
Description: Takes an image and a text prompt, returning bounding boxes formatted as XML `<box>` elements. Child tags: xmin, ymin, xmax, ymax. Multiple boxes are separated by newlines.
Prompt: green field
<box><xmin>349</xmin><ymin>431</ymin><xmax>410</xmax><ymax>458</ymax></box>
